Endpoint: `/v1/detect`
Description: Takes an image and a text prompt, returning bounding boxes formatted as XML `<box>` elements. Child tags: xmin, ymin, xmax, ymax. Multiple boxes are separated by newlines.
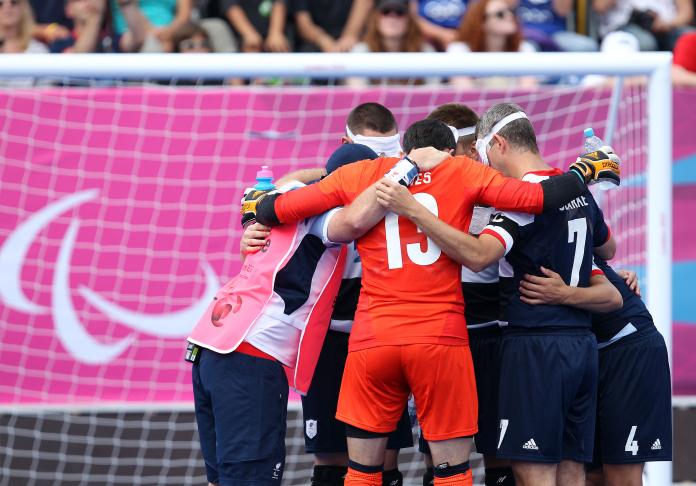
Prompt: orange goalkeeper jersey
<box><xmin>273</xmin><ymin>156</ymin><xmax>546</xmax><ymax>350</ymax></box>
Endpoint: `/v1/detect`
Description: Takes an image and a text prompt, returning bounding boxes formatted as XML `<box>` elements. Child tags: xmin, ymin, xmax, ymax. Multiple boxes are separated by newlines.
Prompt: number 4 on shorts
<box><xmin>625</xmin><ymin>425</ymin><xmax>639</xmax><ymax>456</ymax></box>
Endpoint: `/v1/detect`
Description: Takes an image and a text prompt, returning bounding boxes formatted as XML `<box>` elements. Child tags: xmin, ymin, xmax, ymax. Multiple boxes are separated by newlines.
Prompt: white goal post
<box><xmin>0</xmin><ymin>52</ymin><xmax>673</xmax><ymax>484</ymax></box>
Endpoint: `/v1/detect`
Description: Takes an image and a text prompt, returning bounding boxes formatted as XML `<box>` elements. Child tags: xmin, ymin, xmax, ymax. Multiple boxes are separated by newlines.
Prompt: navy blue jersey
<box><xmin>591</xmin><ymin>258</ymin><xmax>655</xmax><ymax>344</ymax></box>
<box><xmin>483</xmin><ymin>170</ymin><xmax>610</xmax><ymax>329</ymax></box>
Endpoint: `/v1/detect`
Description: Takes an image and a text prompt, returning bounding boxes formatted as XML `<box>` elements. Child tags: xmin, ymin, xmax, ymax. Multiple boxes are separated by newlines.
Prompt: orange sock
<box><xmin>433</xmin><ymin>469</ymin><xmax>473</xmax><ymax>485</ymax></box>
<box><xmin>344</xmin><ymin>467</ymin><xmax>382</xmax><ymax>486</ymax></box>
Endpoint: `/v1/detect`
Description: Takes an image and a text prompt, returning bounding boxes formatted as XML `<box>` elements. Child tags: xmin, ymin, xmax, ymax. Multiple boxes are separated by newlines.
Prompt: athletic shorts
<box><xmin>418</xmin><ymin>326</ymin><xmax>501</xmax><ymax>456</ymax></box>
<box><xmin>497</xmin><ymin>329</ymin><xmax>597</xmax><ymax>463</ymax></box>
<box><xmin>301</xmin><ymin>331</ymin><xmax>413</xmax><ymax>454</ymax></box>
<box><xmin>192</xmin><ymin>348</ymin><xmax>288</xmax><ymax>485</ymax></box>
<box><xmin>591</xmin><ymin>327</ymin><xmax>672</xmax><ymax>465</ymax></box>
<box><xmin>336</xmin><ymin>343</ymin><xmax>478</xmax><ymax>441</ymax></box>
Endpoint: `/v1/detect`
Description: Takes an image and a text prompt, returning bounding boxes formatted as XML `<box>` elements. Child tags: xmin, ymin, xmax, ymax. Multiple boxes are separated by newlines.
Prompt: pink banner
<box><xmin>0</xmin><ymin>86</ymin><xmax>693</xmax><ymax>404</ymax></box>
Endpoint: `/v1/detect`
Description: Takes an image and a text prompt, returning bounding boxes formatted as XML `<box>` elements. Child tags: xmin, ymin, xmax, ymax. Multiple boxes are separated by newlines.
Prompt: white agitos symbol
<box><xmin>0</xmin><ymin>189</ymin><xmax>219</xmax><ymax>364</ymax></box>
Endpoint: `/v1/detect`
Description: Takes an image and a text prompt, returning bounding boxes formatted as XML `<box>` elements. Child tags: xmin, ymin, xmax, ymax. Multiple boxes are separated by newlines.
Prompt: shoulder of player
<box><xmin>442</xmin><ymin>155</ymin><xmax>485</xmax><ymax>173</ymax></box>
<box><xmin>491</xmin><ymin>210</ymin><xmax>534</xmax><ymax>227</ymax></box>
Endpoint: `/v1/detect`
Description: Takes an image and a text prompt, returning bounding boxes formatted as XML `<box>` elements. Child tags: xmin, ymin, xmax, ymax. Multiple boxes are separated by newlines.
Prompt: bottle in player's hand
<box><xmin>241</xmin><ymin>166</ymin><xmax>275</xmax><ymax>227</ymax></box>
<box><xmin>254</xmin><ymin>165</ymin><xmax>275</xmax><ymax>191</ymax></box>
<box><xmin>583</xmin><ymin>128</ymin><xmax>619</xmax><ymax>190</ymax></box>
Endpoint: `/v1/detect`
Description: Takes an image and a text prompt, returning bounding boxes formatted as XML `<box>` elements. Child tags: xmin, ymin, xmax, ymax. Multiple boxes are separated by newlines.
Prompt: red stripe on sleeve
<box><xmin>481</xmin><ymin>228</ymin><xmax>506</xmax><ymax>249</ymax></box>
<box><xmin>591</xmin><ymin>269</ymin><xmax>605</xmax><ymax>277</ymax></box>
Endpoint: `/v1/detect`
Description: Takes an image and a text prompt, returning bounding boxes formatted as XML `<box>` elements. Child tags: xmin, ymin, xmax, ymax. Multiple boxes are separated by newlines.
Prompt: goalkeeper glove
<box><xmin>569</xmin><ymin>146</ymin><xmax>621</xmax><ymax>187</ymax></box>
<box><xmin>240</xmin><ymin>189</ymin><xmax>271</xmax><ymax>228</ymax></box>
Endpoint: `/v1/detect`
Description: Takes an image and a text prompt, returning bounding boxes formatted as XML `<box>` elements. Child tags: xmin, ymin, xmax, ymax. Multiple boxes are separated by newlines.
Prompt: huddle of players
<box><xmin>242</xmin><ymin>102</ymin><xmax>671</xmax><ymax>486</ymax></box>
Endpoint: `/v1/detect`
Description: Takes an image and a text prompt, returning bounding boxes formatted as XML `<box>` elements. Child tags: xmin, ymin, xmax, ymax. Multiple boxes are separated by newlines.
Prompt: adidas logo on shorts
<box><xmin>651</xmin><ymin>439</ymin><xmax>662</xmax><ymax>450</ymax></box>
<box><xmin>522</xmin><ymin>438</ymin><xmax>539</xmax><ymax>450</ymax></box>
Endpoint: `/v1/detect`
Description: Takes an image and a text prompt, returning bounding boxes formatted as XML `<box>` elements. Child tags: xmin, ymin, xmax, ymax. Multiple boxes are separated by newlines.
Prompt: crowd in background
<box><xmin>1</xmin><ymin>0</ymin><xmax>696</xmax><ymax>86</ymax></box>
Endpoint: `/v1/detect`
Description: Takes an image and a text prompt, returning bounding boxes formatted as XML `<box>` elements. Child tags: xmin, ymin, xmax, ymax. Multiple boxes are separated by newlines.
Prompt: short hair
<box><xmin>172</xmin><ymin>22</ymin><xmax>210</xmax><ymax>53</ymax></box>
<box><xmin>402</xmin><ymin>119</ymin><xmax>456</xmax><ymax>154</ymax></box>
<box><xmin>426</xmin><ymin>103</ymin><xmax>479</xmax><ymax>130</ymax></box>
<box><xmin>346</xmin><ymin>103</ymin><xmax>398</xmax><ymax>135</ymax></box>
<box><xmin>476</xmin><ymin>102</ymin><xmax>539</xmax><ymax>154</ymax></box>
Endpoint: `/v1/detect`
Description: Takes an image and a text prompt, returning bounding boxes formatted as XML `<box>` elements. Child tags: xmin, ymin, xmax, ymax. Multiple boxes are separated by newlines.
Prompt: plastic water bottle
<box><xmin>583</xmin><ymin>128</ymin><xmax>615</xmax><ymax>190</ymax></box>
<box><xmin>583</xmin><ymin>127</ymin><xmax>603</xmax><ymax>152</ymax></box>
<box><xmin>254</xmin><ymin>165</ymin><xmax>275</xmax><ymax>191</ymax></box>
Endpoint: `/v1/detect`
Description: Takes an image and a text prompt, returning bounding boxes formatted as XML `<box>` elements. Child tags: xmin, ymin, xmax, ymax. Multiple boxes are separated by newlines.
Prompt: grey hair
<box><xmin>476</xmin><ymin>102</ymin><xmax>539</xmax><ymax>154</ymax></box>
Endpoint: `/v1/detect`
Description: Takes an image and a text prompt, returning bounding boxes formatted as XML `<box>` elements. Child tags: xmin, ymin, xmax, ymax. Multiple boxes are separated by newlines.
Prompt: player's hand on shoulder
<box><xmin>519</xmin><ymin>266</ymin><xmax>570</xmax><ymax>306</ymax></box>
<box><xmin>569</xmin><ymin>145</ymin><xmax>621</xmax><ymax>187</ymax></box>
<box><xmin>617</xmin><ymin>269</ymin><xmax>641</xmax><ymax>296</ymax></box>
<box><xmin>240</xmin><ymin>223</ymin><xmax>271</xmax><ymax>254</ymax></box>
<box><xmin>376</xmin><ymin>178</ymin><xmax>419</xmax><ymax>217</ymax></box>
<box><xmin>408</xmin><ymin>146</ymin><xmax>450</xmax><ymax>171</ymax></box>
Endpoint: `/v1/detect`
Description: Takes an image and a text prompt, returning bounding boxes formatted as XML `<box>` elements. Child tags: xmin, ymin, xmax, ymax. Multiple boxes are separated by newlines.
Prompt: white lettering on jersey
<box><xmin>559</xmin><ymin>196</ymin><xmax>589</xmax><ymax>211</ymax></box>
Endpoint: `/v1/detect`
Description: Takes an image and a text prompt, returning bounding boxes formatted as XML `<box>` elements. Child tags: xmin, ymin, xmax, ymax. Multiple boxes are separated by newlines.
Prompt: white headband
<box><xmin>345</xmin><ymin>125</ymin><xmax>402</xmax><ymax>158</ymax></box>
<box><xmin>475</xmin><ymin>112</ymin><xmax>528</xmax><ymax>166</ymax></box>
<box><xmin>447</xmin><ymin>125</ymin><xmax>476</xmax><ymax>143</ymax></box>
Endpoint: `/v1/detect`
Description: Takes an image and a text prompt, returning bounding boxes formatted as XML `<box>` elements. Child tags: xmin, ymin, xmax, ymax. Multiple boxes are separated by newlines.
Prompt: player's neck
<box><xmin>509</xmin><ymin>152</ymin><xmax>550</xmax><ymax>180</ymax></box>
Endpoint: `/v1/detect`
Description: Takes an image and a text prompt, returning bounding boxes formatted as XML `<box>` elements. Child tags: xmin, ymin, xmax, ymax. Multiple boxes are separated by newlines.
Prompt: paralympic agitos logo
<box><xmin>0</xmin><ymin>189</ymin><xmax>220</xmax><ymax>364</ymax></box>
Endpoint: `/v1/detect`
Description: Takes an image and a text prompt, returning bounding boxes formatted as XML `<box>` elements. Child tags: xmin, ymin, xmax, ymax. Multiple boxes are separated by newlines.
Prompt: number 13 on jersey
<box><xmin>384</xmin><ymin>193</ymin><xmax>442</xmax><ymax>269</ymax></box>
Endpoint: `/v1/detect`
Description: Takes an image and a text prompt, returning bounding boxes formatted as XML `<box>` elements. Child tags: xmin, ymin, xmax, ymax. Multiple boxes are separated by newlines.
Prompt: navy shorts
<box><xmin>418</xmin><ymin>326</ymin><xmax>500</xmax><ymax>456</ymax></box>
<box><xmin>592</xmin><ymin>327</ymin><xmax>672</xmax><ymax>465</ymax></box>
<box><xmin>301</xmin><ymin>330</ymin><xmax>413</xmax><ymax>454</ymax></box>
<box><xmin>497</xmin><ymin>329</ymin><xmax>597</xmax><ymax>463</ymax></box>
<box><xmin>192</xmin><ymin>348</ymin><xmax>288</xmax><ymax>485</ymax></box>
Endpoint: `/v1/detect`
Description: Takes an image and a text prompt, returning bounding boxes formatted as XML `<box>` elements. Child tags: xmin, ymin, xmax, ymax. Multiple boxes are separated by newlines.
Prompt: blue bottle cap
<box><xmin>583</xmin><ymin>128</ymin><xmax>595</xmax><ymax>138</ymax></box>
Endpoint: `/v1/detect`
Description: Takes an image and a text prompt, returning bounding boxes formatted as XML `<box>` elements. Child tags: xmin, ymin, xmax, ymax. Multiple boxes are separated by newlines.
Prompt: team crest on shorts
<box><xmin>305</xmin><ymin>419</ymin><xmax>317</xmax><ymax>439</ymax></box>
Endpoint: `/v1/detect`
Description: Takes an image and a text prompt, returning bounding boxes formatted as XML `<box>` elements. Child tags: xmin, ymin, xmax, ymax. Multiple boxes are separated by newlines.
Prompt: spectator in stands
<box><xmin>224</xmin><ymin>0</ymin><xmax>290</xmax><ymax>52</ymax></box>
<box><xmin>447</xmin><ymin>0</ymin><xmax>538</xmax><ymax>88</ymax></box>
<box><xmin>292</xmin><ymin>0</ymin><xmax>373</xmax><ymax>52</ymax></box>
<box><xmin>509</xmin><ymin>0</ymin><xmax>598</xmax><ymax>51</ymax></box>
<box><xmin>30</xmin><ymin>0</ymin><xmax>73</xmax><ymax>45</ymax></box>
<box><xmin>172</xmin><ymin>21</ymin><xmax>212</xmax><ymax>52</ymax></box>
<box><xmin>593</xmin><ymin>0</ymin><xmax>694</xmax><ymax>51</ymax></box>
<box><xmin>410</xmin><ymin>0</ymin><xmax>468</xmax><ymax>49</ymax></box>
<box><xmin>348</xmin><ymin>0</ymin><xmax>438</xmax><ymax>85</ymax></box>
<box><xmin>0</xmin><ymin>0</ymin><xmax>49</xmax><ymax>52</ymax></box>
<box><xmin>673</xmin><ymin>31</ymin><xmax>696</xmax><ymax>85</ymax></box>
<box><xmin>48</xmin><ymin>0</ymin><xmax>106</xmax><ymax>52</ymax></box>
<box><xmin>111</xmin><ymin>0</ymin><xmax>192</xmax><ymax>52</ymax></box>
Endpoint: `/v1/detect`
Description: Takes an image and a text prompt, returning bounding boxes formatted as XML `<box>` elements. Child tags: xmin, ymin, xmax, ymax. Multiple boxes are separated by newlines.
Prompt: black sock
<box><xmin>433</xmin><ymin>461</ymin><xmax>470</xmax><ymax>478</ymax></box>
<box><xmin>484</xmin><ymin>467</ymin><xmax>515</xmax><ymax>486</ymax></box>
<box><xmin>422</xmin><ymin>467</ymin><xmax>434</xmax><ymax>486</ymax></box>
<box><xmin>382</xmin><ymin>468</ymin><xmax>403</xmax><ymax>486</ymax></box>
<box><xmin>311</xmin><ymin>465</ymin><xmax>347</xmax><ymax>486</ymax></box>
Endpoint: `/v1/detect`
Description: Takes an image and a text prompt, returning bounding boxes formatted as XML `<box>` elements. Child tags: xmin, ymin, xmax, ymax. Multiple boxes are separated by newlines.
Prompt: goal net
<box><xmin>0</xmin><ymin>53</ymin><xmax>671</xmax><ymax>485</ymax></box>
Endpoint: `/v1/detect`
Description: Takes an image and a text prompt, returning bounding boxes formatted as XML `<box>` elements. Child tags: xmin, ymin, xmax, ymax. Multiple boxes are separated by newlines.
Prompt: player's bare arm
<box><xmin>274</xmin><ymin>168</ymin><xmax>326</xmax><ymax>188</ymax></box>
<box><xmin>327</xmin><ymin>182</ymin><xmax>387</xmax><ymax>243</ymax></box>
<box><xmin>593</xmin><ymin>235</ymin><xmax>616</xmax><ymax>260</ymax></box>
<box><xmin>375</xmin><ymin>178</ymin><xmax>504</xmax><ymax>272</ymax></box>
<box><xmin>519</xmin><ymin>267</ymin><xmax>623</xmax><ymax>312</ymax></box>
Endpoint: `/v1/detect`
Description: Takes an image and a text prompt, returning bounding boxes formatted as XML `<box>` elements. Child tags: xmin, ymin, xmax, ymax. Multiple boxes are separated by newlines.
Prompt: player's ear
<box><xmin>492</xmin><ymin>134</ymin><xmax>506</xmax><ymax>153</ymax></box>
<box><xmin>468</xmin><ymin>142</ymin><xmax>479</xmax><ymax>160</ymax></box>
<box><xmin>340</xmin><ymin>136</ymin><xmax>352</xmax><ymax>145</ymax></box>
